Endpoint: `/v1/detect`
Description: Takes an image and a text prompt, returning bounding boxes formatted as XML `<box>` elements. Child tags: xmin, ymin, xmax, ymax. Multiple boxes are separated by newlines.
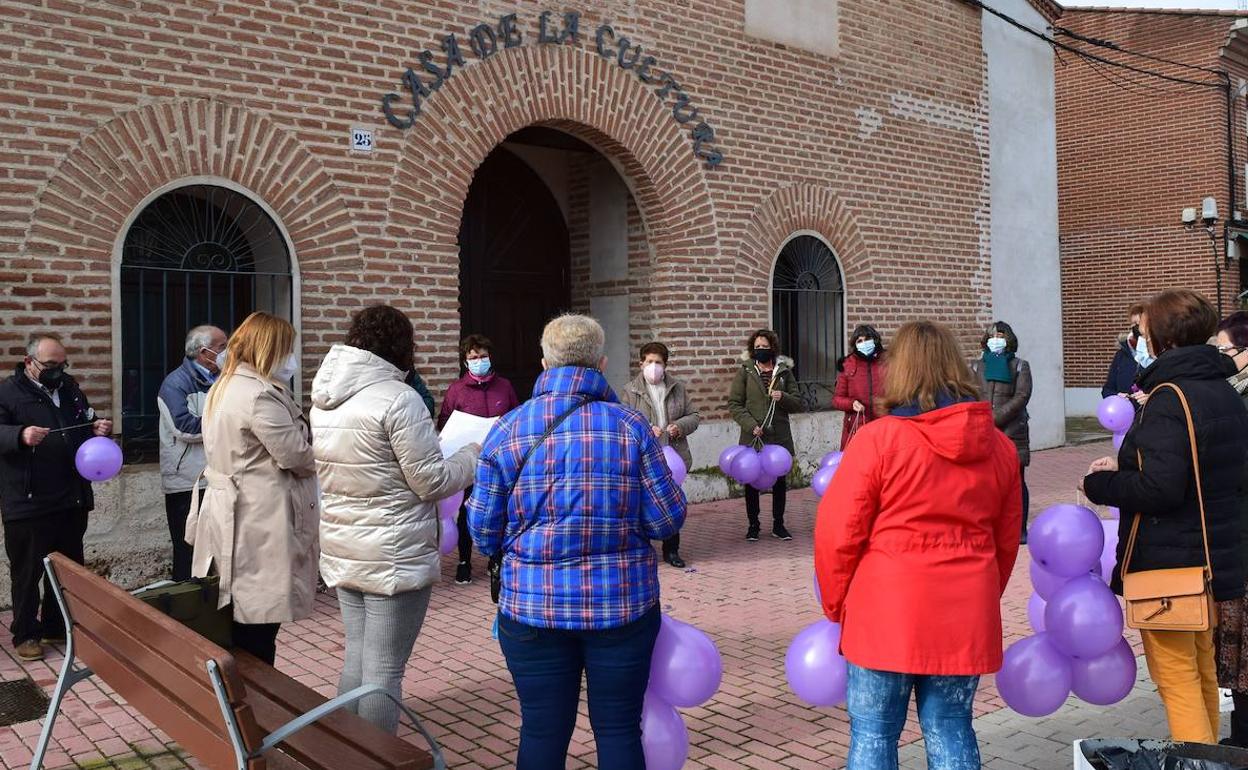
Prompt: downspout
<box><xmin>1221</xmin><ymin>71</ymin><xmax>1235</xmax><ymax>314</ymax></box>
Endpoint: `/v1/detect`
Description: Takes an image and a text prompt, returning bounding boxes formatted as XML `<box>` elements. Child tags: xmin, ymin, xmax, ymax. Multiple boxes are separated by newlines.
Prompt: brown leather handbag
<box><xmin>1121</xmin><ymin>382</ymin><xmax>1215</xmax><ymax>632</ymax></box>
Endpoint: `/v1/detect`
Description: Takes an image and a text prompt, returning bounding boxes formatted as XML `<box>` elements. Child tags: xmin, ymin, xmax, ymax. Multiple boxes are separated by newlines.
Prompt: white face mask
<box><xmin>1133</xmin><ymin>335</ymin><xmax>1155</xmax><ymax>368</ymax></box>
<box><xmin>214</xmin><ymin>349</ymin><xmax>228</xmax><ymax>371</ymax></box>
<box><xmin>986</xmin><ymin>337</ymin><xmax>1008</xmax><ymax>354</ymax></box>
<box><xmin>274</xmin><ymin>353</ymin><xmax>298</xmax><ymax>382</ymax></box>
<box><xmin>643</xmin><ymin>362</ymin><xmax>665</xmax><ymax>384</ymax></box>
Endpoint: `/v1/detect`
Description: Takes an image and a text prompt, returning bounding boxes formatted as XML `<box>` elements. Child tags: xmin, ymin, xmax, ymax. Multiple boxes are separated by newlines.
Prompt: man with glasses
<box><xmin>157</xmin><ymin>325</ymin><xmax>226</xmax><ymax>582</ymax></box>
<box><xmin>0</xmin><ymin>332</ymin><xmax>111</xmax><ymax>660</ymax></box>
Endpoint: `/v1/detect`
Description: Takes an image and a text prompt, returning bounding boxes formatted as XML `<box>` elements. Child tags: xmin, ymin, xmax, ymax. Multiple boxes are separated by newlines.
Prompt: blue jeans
<box><xmin>847</xmin><ymin>664</ymin><xmax>981</xmax><ymax>770</ymax></box>
<box><xmin>498</xmin><ymin>605</ymin><xmax>661</xmax><ymax>770</ymax></box>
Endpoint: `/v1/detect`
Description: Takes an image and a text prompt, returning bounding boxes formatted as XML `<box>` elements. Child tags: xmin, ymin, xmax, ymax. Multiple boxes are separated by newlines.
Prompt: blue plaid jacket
<box><xmin>467</xmin><ymin>366</ymin><xmax>686</xmax><ymax>630</ymax></box>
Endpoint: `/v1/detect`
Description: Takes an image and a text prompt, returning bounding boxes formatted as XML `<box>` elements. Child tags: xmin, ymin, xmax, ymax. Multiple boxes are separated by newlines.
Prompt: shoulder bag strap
<box><xmin>501</xmin><ymin>396</ymin><xmax>589</xmax><ymax>547</ymax></box>
<box><xmin>1120</xmin><ymin>383</ymin><xmax>1211</xmax><ymax>581</ymax></box>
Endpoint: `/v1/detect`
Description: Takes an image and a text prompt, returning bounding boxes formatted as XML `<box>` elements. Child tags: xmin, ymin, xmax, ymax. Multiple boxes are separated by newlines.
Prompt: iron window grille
<box><xmin>119</xmin><ymin>185</ymin><xmax>292</xmax><ymax>464</ymax></box>
<box><xmin>771</xmin><ymin>235</ymin><xmax>845</xmax><ymax>412</ymax></box>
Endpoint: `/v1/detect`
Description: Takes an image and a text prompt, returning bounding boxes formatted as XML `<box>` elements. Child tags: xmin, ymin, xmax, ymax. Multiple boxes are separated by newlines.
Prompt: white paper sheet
<box><xmin>439</xmin><ymin>410</ymin><xmax>498</xmax><ymax>457</ymax></box>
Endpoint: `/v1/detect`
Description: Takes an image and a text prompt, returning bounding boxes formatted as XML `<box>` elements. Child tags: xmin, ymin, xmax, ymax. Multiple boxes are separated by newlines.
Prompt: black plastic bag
<box><xmin>1092</xmin><ymin>744</ymin><xmax>1248</xmax><ymax>770</ymax></box>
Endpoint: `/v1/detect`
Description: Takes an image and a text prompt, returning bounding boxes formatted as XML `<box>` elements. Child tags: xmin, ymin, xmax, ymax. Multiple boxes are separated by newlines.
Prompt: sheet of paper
<box><xmin>439</xmin><ymin>410</ymin><xmax>498</xmax><ymax>457</ymax></box>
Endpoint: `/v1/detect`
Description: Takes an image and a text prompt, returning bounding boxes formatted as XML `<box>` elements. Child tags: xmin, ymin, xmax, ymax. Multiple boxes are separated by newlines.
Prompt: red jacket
<box><xmin>437</xmin><ymin>373</ymin><xmax>520</xmax><ymax>430</ymax></box>
<box><xmin>814</xmin><ymin>401</ymin><xmax>1022</xmax><ymax>675</ymax></box>
<box><xmin>831</xmin><ymin>355</ymin><xmax>887</xmax><ymax>450</ymax></box>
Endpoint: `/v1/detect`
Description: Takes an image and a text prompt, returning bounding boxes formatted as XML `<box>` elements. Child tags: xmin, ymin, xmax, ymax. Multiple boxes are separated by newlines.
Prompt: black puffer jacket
<box><xmin>1085</xmin><ymin>345</ymin><xmax>1248</xmax><ymax>602</ymax></box>
<box><xmin>0</xmin><ymin>366</ymin><xmax>96</xmax><ymax>522</ymax></box>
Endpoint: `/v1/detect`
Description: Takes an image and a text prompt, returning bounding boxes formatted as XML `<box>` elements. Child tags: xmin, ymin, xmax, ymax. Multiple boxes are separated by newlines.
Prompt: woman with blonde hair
<box><xmin>815</xmin><ymin>320</ymin><xmax>1022</xmax><ymax>770</ymax></box>
<box><xmin>187</xmin><ymin>311</ymin><xmax>316</xmax><ymax>664</ymax></box>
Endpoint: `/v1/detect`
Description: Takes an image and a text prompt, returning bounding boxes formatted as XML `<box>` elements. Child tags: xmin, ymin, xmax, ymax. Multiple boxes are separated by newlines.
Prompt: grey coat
<box><xmin>970</xmin><ymin>356</ymin><xmax>1032</xmax><ymax>467</ymax></box>
<box><xmin>620</xmin><ymin>372</ymin><xmax>701</xmax><ymax>468</ymax></box>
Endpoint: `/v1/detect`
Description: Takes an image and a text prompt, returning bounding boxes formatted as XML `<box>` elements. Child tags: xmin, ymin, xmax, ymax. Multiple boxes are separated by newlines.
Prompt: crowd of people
<box><xmin>9</xmin><ymin>287</ymin><xmax>1248</xmax><ymax>767</ymax></box>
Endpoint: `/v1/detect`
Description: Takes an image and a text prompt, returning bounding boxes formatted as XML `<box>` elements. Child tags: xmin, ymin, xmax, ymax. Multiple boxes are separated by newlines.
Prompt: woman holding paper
<box><xmin>310</xmin><ymin>304</ymin><xmax>479</xmax><ymax>734</ymax></box>
<box><xmin>438</xmin><ymin>334</ymin><xmax>519</xmax><ymax>584</ymax></box>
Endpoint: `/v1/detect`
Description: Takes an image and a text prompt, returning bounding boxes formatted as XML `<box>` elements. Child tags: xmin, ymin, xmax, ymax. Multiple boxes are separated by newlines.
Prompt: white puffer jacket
<box><xmin>311</xmin><ymin>344</ymin><xmax>477</xmax><ymax>596</ymax></box>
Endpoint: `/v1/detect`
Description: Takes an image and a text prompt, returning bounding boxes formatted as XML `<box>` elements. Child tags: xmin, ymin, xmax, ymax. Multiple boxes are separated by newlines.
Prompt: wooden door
<box><xmin>458</xmin><ymin>147</ymin><xmax>571</xmax><ymax>401</ymax></box>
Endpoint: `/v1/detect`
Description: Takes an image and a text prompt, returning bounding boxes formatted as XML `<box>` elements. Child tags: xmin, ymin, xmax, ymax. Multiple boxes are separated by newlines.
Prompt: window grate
<box><xmin>771</xmin><ymin>235</ymin><xmax>844</xmax><ymax>412</ymax></box>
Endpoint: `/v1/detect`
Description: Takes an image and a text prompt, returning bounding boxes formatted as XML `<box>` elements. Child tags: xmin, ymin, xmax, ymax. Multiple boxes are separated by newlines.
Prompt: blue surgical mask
<box><xmin>467</xmin><ymin>357</ymin><xmax>492</xmax><ymax>377</ymax></box>
<box><xmin>1133</xmin><ymin>335</ymin><xmax>1155</xmax><ymax>368</ymax></box>
<box><xmin>986</xmin><ymin>337</ymin><xmax>1008</xmax><ymax>354</ymax></box>
<box><xmin>855</xmin><ymin>340</ymin><xmax>876</xmax><ymax>357</ymax></box>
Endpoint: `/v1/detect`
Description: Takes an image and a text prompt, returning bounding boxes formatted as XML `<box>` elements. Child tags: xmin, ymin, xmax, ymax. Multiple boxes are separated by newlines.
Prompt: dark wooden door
<box><xmin>458</xmin><ymin>147</ymin><xmax>570</xmax><ymax>401</ymax></box>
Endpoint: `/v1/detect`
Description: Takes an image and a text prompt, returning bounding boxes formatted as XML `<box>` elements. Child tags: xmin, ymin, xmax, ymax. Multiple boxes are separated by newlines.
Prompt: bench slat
<box><xmin>73</xmin><ymin>627</ymin><xmax>260</xmax><ymax>769</ymax></box>
<box><xmin>236</xmin><ymin>652</ymin><xmax>433</xmax><ymax>770</ymax></box>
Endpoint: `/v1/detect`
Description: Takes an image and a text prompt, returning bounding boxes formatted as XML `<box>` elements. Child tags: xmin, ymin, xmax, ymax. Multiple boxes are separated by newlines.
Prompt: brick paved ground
<box><xmin>0</xmin><ymin>440</ymin><xmax>1195</xmax><ymax>769</ymax></box>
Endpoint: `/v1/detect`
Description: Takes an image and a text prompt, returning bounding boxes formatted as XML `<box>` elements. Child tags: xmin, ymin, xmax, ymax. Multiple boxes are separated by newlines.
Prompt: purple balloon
<box><xmin>751</xmin><ymin>474</ymin><xmax>778</xmax><ymax>491</ymax></box>
<box><xmin>730</xmin><ymin>449</ymin><xmax>762</xmax><ymax>486</ymax></box>
<box><xmin>1097</xmin><ymin>395</ymin><xmax>1134</xmax><ymax>434</ymax></box>
<box><xmin>437</xmin><ymin>490</ymin><xmax>464</xmax><ymax>520</ymax></box>
<box><xmin>760</xmin><ymin>445</ymin><xmax>793</xmax><ymax>477</ymax></box>
<box><xmin>1099</xmin><ymin>519</ymin><xmax>1120</xmax><ymax>586</ymax></box>
<box><xmin>439</xmin><ymin>514</ymin><xmax>458</xmax><ymax>556</ymax></box>
<box><xmin>1030</xmin><ymin>560</ymin><xmax>1074</xmax><ymax>601</ymax></box>
<box><xmin>1071</xmin><ymin>637</ymin><xmax>1136</xmax><ymax>705</ymax></box>
<box><xmin>997</xmin><ymin>634</ymin><xmax>1073</xmax><ymax>717</ymax></box>
<box><xmin>1112</xmin><ymin>432</ymin><xmax>1126</xmax><ymax>451</ymax></box>
<box><xmin>1028</xmin><ymin>592</ymin><xmax>1047</xmax><ymax>633</ymax></box>
<box><xmin>719</xmin><ymin>445</ymin><xmax>746</xmax><ymax>475</ymax></box>
<box><xmin>75</xmin><ymin>436</ymin><xmax>123</xmax><ymax>482</ymax></box>
<box><xmin>785</xmin><ymin>620</ymin><xmax>848</xmax><ymax>707</ymax></box>
<box><xmin>648</xmin><ymin>615</ymin><xmax>723</xmax><ymax>708</ymax></box>
<box><xmin>641</xmin><ymin>694</ymin><xmax>688</xmax><ymax>770</ymax></box>
<box><xmin>1045</xmin><ymin>575</ymin><xmax>1125</xmax><ymax>660</ymax></box>
<box><xmin>820</xmin><ymin>451</ymin><xmax>844</xmax><ymax>469</ymax></box>
<box><xmin>1029</xmin><ymin>504</ymin><xmax>1104</xmax><ymax>578</ymax></box>
<box><xmin>811</xmin><ymin>464</ymin><xmax>837</xmax><ymax>497</ymax></box>
<box><xmin>663</xmin><ymin>446</ymin><xmax>688</xmax><ymax>486</ymax></box>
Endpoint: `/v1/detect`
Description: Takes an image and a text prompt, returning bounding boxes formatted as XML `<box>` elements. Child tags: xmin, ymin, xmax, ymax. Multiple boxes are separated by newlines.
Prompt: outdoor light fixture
<box><xmin>1184</xmin><ymin>197</ymin><xmax>1230</xmax><ymax>315</ymax></box>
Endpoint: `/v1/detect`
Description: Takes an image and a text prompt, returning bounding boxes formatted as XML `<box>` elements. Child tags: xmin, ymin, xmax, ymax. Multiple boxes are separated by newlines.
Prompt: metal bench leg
<box><xmin>30</xmin><ymin>557</ymin><xmax>93</xmax><ymax>770</ymax></box>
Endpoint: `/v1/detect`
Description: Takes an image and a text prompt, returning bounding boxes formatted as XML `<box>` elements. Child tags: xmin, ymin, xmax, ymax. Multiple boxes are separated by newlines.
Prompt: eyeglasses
<box><xmin>33</xmin><ymin>359</ymin><xmax>68</xmax><ymax>370</ymax></box>
<box><xmin>1217</xmin><ymin>344</ymin><xmax>1243</xmax><ymax>355</ymax></box>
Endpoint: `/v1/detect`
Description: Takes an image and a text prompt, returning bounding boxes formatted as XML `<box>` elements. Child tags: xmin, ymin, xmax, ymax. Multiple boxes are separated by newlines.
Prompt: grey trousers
<box><xmin>336</xmin><ymin>585</ymin><xmax>432</xmax><ymax>734</ymax></box>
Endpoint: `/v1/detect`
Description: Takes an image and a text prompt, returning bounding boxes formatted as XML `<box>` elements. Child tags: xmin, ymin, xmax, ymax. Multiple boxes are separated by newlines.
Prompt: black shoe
<box><xmin>746</xmin><ymin>525</ymin><xmax>760</xmax><ymax>541</ymax></box>
<box><xmin>665</xmin><ymin>552</ymin><xmax>687</xmax><ymax>569</ymax></box>
<box><xmin>455</xmin><ymin>561</ymin><xmax>472</xmax><ymax>585</ymax></box>
<box><xmin>772</xmin><ymin>524</ymin><xmax>792</xmax><ymax>541</ymax></box>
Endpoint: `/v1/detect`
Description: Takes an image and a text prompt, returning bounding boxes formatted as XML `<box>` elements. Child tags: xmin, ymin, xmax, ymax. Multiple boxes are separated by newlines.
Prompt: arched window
<box><xmin>771</xmin><ymin>234</ymin><xmax>844</xmax><ymax>411</ymax></box>
<box><xmin>119</xmin><ymin>184</ymin><xmax>293</xmax><ymax>463</ymax></box>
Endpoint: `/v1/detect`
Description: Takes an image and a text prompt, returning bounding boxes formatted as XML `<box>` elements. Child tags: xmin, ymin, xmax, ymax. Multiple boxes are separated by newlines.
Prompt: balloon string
<box><xmin>48</xmin><ymin>422</ymin><xmax>97</xmax><ymax>433</ymax></box>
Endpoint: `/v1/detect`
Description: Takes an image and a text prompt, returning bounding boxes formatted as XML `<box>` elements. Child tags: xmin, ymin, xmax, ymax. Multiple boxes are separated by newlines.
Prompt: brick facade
<box><xmin>0</xmin><ymin>0</ymin><xmax>997</xmax><ymax>427</ymax></box>
<box><xmin>1057</xmin><ymin>9</ymin><xmax>1248</xmax><ymax>390</ymax></box>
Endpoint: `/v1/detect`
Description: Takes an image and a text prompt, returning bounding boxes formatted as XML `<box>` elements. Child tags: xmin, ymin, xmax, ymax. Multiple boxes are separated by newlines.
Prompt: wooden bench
<box><xmin>29</xmin><ymin>553</ymin><xmax>443</xmax><ymax>770</ymax></box>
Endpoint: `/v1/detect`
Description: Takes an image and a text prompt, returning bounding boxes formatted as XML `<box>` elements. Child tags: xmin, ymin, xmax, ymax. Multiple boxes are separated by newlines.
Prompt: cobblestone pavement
<box><xmin>0</xmin><ymin>440</ymin><xmax>1190</xmax><ymax>769</ymax></box>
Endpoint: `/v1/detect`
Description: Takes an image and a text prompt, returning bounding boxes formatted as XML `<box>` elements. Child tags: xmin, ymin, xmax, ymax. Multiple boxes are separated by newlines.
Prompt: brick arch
<box><xmin>382</xmin><ymin>43</ymin><xmax>723</xmax><ymax>373</ymax></box>
<box><xmin>18</xmin><ymin>98</ymin><xmax>361</xmax><ymax>412</ymax></box>
<box><xmin>735</xmin><ymin>185</ymin><xmax>874</xmax><ymax>346</ymax></box>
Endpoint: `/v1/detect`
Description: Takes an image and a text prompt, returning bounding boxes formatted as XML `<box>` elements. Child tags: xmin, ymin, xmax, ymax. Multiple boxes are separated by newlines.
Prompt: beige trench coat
<box><xmin>186</xmin><ymin>364</ymin><xmax>319</xmax><ymax>624</ymax></box>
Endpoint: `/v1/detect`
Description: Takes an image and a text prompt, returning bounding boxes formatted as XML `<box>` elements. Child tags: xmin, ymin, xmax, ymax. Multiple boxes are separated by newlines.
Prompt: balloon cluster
<box><xmin>784</xmin><ymin>571</ymin><xmax>848</xmax><ymax>707</ymax></box>
<box><xmin>717</xmin><ymin>445</ymin><xmax>793</xmax><ymax>490</ymax></box>
<box><xmin>437</xmin><ymin>490</ymin><xmax>464</xmax><ymax>556</ymax></box>
<box><xmin>1097</xmin><ymin>395</ymin><xmax>1133</xmax><ymax>450</ymax></box>
<box><xmin>642</xmin><ymin>615</ymin><xmax>723</xmax><ymax>770</ymax></box>
<box><xmin>810</xmin><ymin>451</ymin><xmax>843</xmax><ymax>497</ymax></box>
<box><xmin>75</xmin><ymin>436</ymin><xmax>122</xmax><ymax>482</ymax></box>
<box><xmin>1000</xmin><ymin>504</ymin><xmax>1134</xmax><ymax>717</ymax></box>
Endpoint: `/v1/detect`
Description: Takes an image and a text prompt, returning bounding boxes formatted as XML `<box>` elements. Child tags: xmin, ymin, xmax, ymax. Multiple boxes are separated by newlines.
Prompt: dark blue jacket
<box><xmin>0</xmin><ymin>366</ymin><xmax>96</xmax><ymax>521</ymax></box>
<box><xmin>1102</xmin><ymin>341</ymin><xmax>1140</xmax><ymax>398</ymax></box>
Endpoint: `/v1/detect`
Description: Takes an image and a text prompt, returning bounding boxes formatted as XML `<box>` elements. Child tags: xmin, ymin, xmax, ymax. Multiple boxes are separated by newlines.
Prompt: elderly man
<box><xmin>0</xmin><ymin>333</ymin><xmax>111</xmax><ymax>660</ymax></box>
<box><xmin>468</xmin><ymin>314</ymin><xmax>686</xmax><ymax>770</ymax></box>
<box><xmin>157</xmin><ymin>325</ymin><xmax>226</xmax><ymax>580</ymax></box>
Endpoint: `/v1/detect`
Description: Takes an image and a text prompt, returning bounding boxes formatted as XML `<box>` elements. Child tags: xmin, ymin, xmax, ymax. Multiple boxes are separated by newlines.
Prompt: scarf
<box><xmin>645</xmin><ymin>380</ymin><xmax>669</xmax><ymax>429</ymax></box>
<box><xmin>890</xmin><ymin>393</ymin><xmax>977</xmax><ymax>417</ymax></box>
<box><xmin>981</xmin><ymin>351</ymin><xmax>1014</xmax><ymax>384</ymax></box>
<box><xmin>1229</xmin><ymin>365</ymin><xmax>1248</xmax><ymax>396</ymax></box>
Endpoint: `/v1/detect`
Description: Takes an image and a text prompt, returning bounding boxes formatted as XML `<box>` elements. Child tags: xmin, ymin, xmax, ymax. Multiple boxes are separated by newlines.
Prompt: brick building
<box><xmin>0</xmin><ymin>0</ymin><xmax>1061</xmax><ymax>587</ymax></box>
<box><xmin>1057</xmin><ymin>7</ymin><xmax>1248</xmax><ymax>413</ymax></box>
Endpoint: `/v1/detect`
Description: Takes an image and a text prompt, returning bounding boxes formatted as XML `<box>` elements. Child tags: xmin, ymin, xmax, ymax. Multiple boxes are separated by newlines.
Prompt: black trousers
<box><xmin>456</xmin><ymin>507</ymin><xmax>473</xmax><ymax>564</ymax></box>
<box><xmin>4</xmin><ymin>508</ymin><xmax>88</xmax><ymax>646</ymax></box>
<box><xmin>232</xmin><ymin>621</ymin><xmax>281</xmax><ymax>666</ymax></box>
<box><xmin>1021</xmin><ymin>466</ymin><xmax>1030</xmax><ymax>538</ymax></box>
<box><xmin>662</xmin><ymin>534</ymin><xmax>681</xmax><ymax>557</ymax></box>
<box><xmin>164</xmin><ymin>491</ymin><xmax>198</xmax><ymax>581</ymax></box>
<box><xmin>744</xmin><ymin>476</ymin><xmax>788</xmax><ymax>525</ymax></box>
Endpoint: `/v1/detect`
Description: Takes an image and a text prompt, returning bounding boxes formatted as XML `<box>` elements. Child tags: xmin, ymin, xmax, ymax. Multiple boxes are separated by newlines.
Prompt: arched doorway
<box><xmin>458</xmin><ymin>143</ymin><xmax>571</xmax><ymax>400</ymax></box>
<box><xmin>118</xmin><ymin>184</ymin><xmax>293</xmax><ymax>462</ymax></box>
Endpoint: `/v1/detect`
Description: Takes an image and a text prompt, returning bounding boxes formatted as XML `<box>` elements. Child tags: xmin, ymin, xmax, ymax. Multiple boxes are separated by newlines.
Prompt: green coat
<box><xmin>727</xmin><ymin>354</ymin><xmax>803</xmax><ymax>454</ymax></box>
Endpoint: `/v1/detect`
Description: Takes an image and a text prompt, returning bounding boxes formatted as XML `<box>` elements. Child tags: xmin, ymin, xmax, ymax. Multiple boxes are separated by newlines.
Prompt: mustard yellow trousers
<box><xmin>1141</xmin><ymin>628</ymin><xmax>1220</xmax><ymax>744</ymax></box>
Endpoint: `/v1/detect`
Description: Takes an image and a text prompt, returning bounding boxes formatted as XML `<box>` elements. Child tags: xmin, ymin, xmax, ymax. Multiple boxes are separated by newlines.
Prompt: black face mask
<box><xmin>752</xmin><ymin>349</ymin><xmax>776</xmax><ymax>364</ymax></box>
<box><xmin>37</xmin><ymin>365</ymin><xmax>64</xmax><ymax>390</ymax></box>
